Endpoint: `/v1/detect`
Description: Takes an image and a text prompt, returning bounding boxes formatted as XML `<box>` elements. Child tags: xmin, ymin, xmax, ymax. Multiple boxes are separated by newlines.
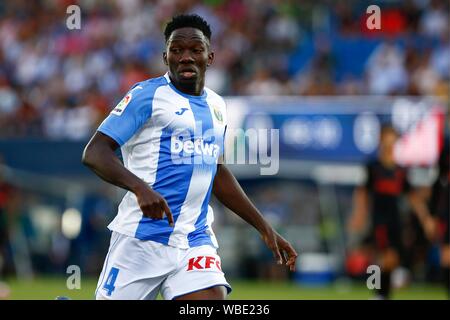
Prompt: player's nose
<box><xmin>179</xmin><ymin>51</ymin><xmax>195</xmax><ymax>63</ymax></box>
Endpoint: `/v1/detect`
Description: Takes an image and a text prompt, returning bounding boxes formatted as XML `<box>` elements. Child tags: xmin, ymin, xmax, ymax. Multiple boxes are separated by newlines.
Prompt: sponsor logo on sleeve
<box><xmin>110</xmin><ymin>86</ymin><xmax>142</xmax><ymax>116</ymax></box>
<box><xmin>111</xmin><ymin>93</ymin><xmax>132</xmax><ymax>116</ymax></box>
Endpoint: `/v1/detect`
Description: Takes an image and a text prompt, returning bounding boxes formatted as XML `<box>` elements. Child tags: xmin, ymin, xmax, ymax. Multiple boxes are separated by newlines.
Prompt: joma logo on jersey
<box><xmin>187</xmin><ymin>256</ymin><xmax>222</xmax><ymax>271</ymax></box>
<box><xmin>175</xmin><ymin>107</ymin><xmax>189</xmax><ymax>115</ymax></box>
<box><xmin>171</xmin><ymin>136</ymin><xmax>220</xmax><ymax>158</ymax></box>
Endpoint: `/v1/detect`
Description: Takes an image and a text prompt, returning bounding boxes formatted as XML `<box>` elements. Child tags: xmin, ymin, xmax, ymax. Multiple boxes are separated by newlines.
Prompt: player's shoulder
<box><xmin>204</xmin><ymin>87</ymin><xmax>226</xmax><ymax>109</ymax></box>
<box><xmin>129</xmin><ymin>75</ymin><xmax>170</xmax><ymax>96</ymax></box>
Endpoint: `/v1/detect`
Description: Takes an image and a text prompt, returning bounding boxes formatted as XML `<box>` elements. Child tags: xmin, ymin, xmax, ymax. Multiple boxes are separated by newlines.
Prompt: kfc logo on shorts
<box><xmin>187</xmin><ymin>256</ymin><xmax>222</xmax><ymax>271</ymax></box>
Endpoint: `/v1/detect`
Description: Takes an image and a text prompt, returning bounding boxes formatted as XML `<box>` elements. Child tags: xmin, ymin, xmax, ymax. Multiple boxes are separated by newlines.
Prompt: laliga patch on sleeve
<box><xmin>111</xmin><ymin>93</ymin><xmax>133</xmax><ymax>116</ymax></box>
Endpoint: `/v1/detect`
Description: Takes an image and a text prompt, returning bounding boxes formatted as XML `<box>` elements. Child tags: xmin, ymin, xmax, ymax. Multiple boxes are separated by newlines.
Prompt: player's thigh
<box><xmin>96</xmin><ymin>277</ymin><xmax>163</xmax><ymax>300</ymax></box>
<box><xmin>161</xmin><ymin>245</ymin><xmax>232</xmax><ymax>300</ymax></box>
<box><xmin>174</xmin><ymin>285</ymin><xmax>227</xmax><ymax>300</ymax></box>
<box><xmin>440</xmin><ymin>217</ymin><xmax>450</xmax><ymax>267</ymax></box>
<box><xmin>95</xmin><ymin>232</ymin><xmax>170</xmax><ymax>300</ymax></box>
<box><xmin>441</xmin><ymin>245</ymin><xmax>450</xmax><ymax>267</ymax></box>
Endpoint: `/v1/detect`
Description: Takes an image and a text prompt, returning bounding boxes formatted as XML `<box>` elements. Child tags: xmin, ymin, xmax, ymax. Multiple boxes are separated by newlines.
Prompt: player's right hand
<box><xmin>134</xmin><ymin>184</ymin><xmax>174</xmax><ymax>227</ymax></box>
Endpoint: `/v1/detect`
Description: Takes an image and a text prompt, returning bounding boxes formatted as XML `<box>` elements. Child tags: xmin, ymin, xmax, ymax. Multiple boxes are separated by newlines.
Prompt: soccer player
<box><xmin>82</xmin><ymin>14</ymin><xmax>298</xmax><ymax>300</ymax></box>
<box><xmin>348</xmin><ymin>125</ymin><xmax>435</xmax><ymax>299</ymax></box>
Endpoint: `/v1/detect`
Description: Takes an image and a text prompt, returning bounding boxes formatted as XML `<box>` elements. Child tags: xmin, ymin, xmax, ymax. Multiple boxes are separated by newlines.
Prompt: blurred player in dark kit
<box><xmin>349</xmin><ymin>125</ymin><xmax>435</xmax><ymax>299</ymax></box>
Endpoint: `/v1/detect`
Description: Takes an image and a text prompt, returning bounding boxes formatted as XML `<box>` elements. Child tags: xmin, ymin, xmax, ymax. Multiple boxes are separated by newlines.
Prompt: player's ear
<box><xmin>207</xmin><ymin>51</ymin><xmax>214</xmax><ymax>67</ymax></box>
<box><xmin>163</xmin><ymin>52</ymin><xmax>168</xmax><ymax>66</ymax></box>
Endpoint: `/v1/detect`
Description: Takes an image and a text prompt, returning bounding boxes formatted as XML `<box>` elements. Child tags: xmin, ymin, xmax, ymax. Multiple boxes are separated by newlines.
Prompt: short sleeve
<box><xmin>97</xmin><ymin>83</ymin><xmax>154</xmax><ymax>146</ymax></box>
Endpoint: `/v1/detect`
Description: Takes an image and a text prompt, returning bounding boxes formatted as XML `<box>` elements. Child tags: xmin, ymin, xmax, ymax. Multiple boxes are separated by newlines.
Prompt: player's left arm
<box><xmin>212</xmin><ymin>163</ymin><xmax>298</xmax><ymax>271</ymax></box>
<box><xmin>403</xmin><ymin>168</ymin><xmax>436</xmax><ymax>241</ymax></box>
<box><xmin>408</xmin><ymin>187</ymin><xmax>436</xmax><ymax>242</ymax></box>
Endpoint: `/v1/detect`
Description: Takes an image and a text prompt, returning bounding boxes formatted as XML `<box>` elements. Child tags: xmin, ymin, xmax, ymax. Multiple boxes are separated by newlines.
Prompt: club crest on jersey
<box><xmin>213</xmin><ymin>106</ymin><xmax>223</xmax><ymax>124</ymax></box>
<box><xmin>111</xmin><ymin>93</ymin><xmax>132</xmax><ymax>116</ymax></box>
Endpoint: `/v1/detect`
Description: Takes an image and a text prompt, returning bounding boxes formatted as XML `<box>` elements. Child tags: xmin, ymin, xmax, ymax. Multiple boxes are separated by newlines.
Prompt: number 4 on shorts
<box><xmin>103</xmin><ymin>267</ymin><xmax>119</xmax><ymax>296</ymax></box>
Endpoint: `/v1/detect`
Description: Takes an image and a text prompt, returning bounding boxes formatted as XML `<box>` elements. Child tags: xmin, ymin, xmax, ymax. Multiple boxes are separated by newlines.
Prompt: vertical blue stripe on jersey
<box><xmin>134</xmin><ymin>127</ymin><xmax>195</xmax><ymax>243</ymax></box>
<box><xmin>187</xmin><ymin>96</ymin><xmax>218</xmax><ymax>247</ymax></box>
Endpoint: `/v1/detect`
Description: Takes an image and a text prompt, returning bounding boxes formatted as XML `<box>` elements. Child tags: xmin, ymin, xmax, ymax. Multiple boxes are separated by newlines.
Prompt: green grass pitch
<box><xmin>1</xmin><ymin>277</ymin><xmax>447</xmax><ymax>300</ymax></box>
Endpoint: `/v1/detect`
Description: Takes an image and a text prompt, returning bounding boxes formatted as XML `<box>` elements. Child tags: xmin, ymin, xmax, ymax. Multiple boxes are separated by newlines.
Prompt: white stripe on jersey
<box><xmin>168</xmin><ymin>169</ymin><xmax>214</xmax><ymax>247</ymax></box>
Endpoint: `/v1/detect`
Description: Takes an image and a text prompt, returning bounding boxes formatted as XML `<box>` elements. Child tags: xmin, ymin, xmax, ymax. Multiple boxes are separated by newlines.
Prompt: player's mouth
<box><xmin>178</xmin><ymin>69</ymin><xmax>197</xmax><ymax>79</ymax></box>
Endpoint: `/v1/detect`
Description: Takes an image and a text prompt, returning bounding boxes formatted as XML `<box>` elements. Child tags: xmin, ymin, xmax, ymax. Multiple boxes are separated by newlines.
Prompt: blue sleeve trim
<box><xmin>97</xmin><ymin>126</ymin><xmax>126</xmax><ymax>147</ymax></box>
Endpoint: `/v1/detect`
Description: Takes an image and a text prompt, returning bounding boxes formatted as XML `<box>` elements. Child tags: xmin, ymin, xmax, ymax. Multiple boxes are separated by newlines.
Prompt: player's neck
<box><xmin>171</xmin><ymin>78</ymin><xmax>204</xmax><ymax>96</ymax></box>
<box><xmin>380</xmin><ymin>155</ymin><xmax>395</xmax><ymax>168</ymax></box>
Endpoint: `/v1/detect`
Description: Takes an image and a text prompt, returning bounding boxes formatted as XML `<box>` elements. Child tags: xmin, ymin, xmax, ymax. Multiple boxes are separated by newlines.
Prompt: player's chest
<box><xmin>150</xmin><ymin>96</ymin><xmax>225</xmax><ymax>135</ymax></box>
<box><xmin>373</xmin><ymin>167</ymin><xmax>405</xmax><ymax>195</ymax></box>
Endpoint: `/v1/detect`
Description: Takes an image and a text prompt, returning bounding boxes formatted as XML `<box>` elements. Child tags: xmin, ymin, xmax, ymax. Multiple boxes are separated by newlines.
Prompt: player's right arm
<box><xmin>407</xmin><ymin>187</ymin><xmax>436</xmax><ymax>242</ymax></box>
<box><xmin>347</xmin><ymin>164</ymin><xmax>371</xmax><ymax>233</ymax></box>
<box><xmin>82</xmin><ymin>132</ymin><xmax>173</xmax><ymax>226</ymax></box>
<box><xmin>81</xmin><ymin>83</ymin><xmax>173</xmax><ymax>226</ymax></box>
<box><xmin>348</xmin><ymin>186</ymin><xmax>369</xmax><ymax>232</ymax></box>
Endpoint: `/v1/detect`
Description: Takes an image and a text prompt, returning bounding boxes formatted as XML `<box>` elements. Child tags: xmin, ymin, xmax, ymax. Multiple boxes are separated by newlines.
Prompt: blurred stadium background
<box><xmin>0</xmin><ymin>0</ymin><xmax>449</xmax><ymax>299</ymax></box>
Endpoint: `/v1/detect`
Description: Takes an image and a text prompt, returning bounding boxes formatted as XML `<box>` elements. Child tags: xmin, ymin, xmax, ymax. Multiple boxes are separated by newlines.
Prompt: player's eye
<box><xmin>170</xmin><ymin>48</ymin><xmax>181</xmax><ymax>54</ymax></box>
<box><xmin>193</xmin><ymin>48</ymin><xmax>204</xmax><ymax>54</ymax></box>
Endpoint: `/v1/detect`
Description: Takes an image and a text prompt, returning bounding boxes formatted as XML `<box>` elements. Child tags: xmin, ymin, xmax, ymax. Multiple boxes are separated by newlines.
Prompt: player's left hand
<box><xmin>423</xmin><ymin>216</ymin><xmax>438</xmax><ymax>243</ymax></box>
<box><xmin>261</xmin><ymin>228</ymin><xmax>298</xmax><ymax>272</ymax></box>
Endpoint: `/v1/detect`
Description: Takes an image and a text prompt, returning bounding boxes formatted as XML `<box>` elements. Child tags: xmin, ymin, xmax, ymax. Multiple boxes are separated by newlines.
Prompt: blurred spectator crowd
<box><xmin>0</xmin><ymin>0</ymin><xmax>448</xmax><ymax>140</ymax></box>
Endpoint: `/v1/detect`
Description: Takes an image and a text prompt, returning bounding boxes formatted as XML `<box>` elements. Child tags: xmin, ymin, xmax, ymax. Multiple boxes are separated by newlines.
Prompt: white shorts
<box><xmin>95</xmin><ymin>231</ymin><xmax>232</xmax><ymax>300</ymax></box>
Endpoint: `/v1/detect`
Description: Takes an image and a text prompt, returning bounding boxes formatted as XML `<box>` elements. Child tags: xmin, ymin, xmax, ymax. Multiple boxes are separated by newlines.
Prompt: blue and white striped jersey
<box><xmin>97</xmin><ymin>73</ymin><xmax>227</xmax><ymax>249</ymax></box>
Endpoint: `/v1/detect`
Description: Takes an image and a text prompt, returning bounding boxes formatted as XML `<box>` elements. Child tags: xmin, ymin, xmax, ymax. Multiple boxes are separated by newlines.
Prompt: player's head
<box><xmin>379</xmin><ymin>124</ymin><xmax>399</xmax><ymax>161</ymax></box>
<box><xmin>163</xmin><ymin>14</ymin><xmax>214</xmax><ymax>90</ymax></box>
<box><xmin>164</xmin><ymin>14</ymin><xmax>212</xmax><ymax>43</ymax></box>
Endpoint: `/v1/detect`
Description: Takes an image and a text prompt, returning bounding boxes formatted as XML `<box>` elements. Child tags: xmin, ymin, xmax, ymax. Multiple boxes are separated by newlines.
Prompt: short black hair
<box><xmin>164</xmin><ymin>14</ymin><xmax>212</xmax><ymax>42</ymax></box>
